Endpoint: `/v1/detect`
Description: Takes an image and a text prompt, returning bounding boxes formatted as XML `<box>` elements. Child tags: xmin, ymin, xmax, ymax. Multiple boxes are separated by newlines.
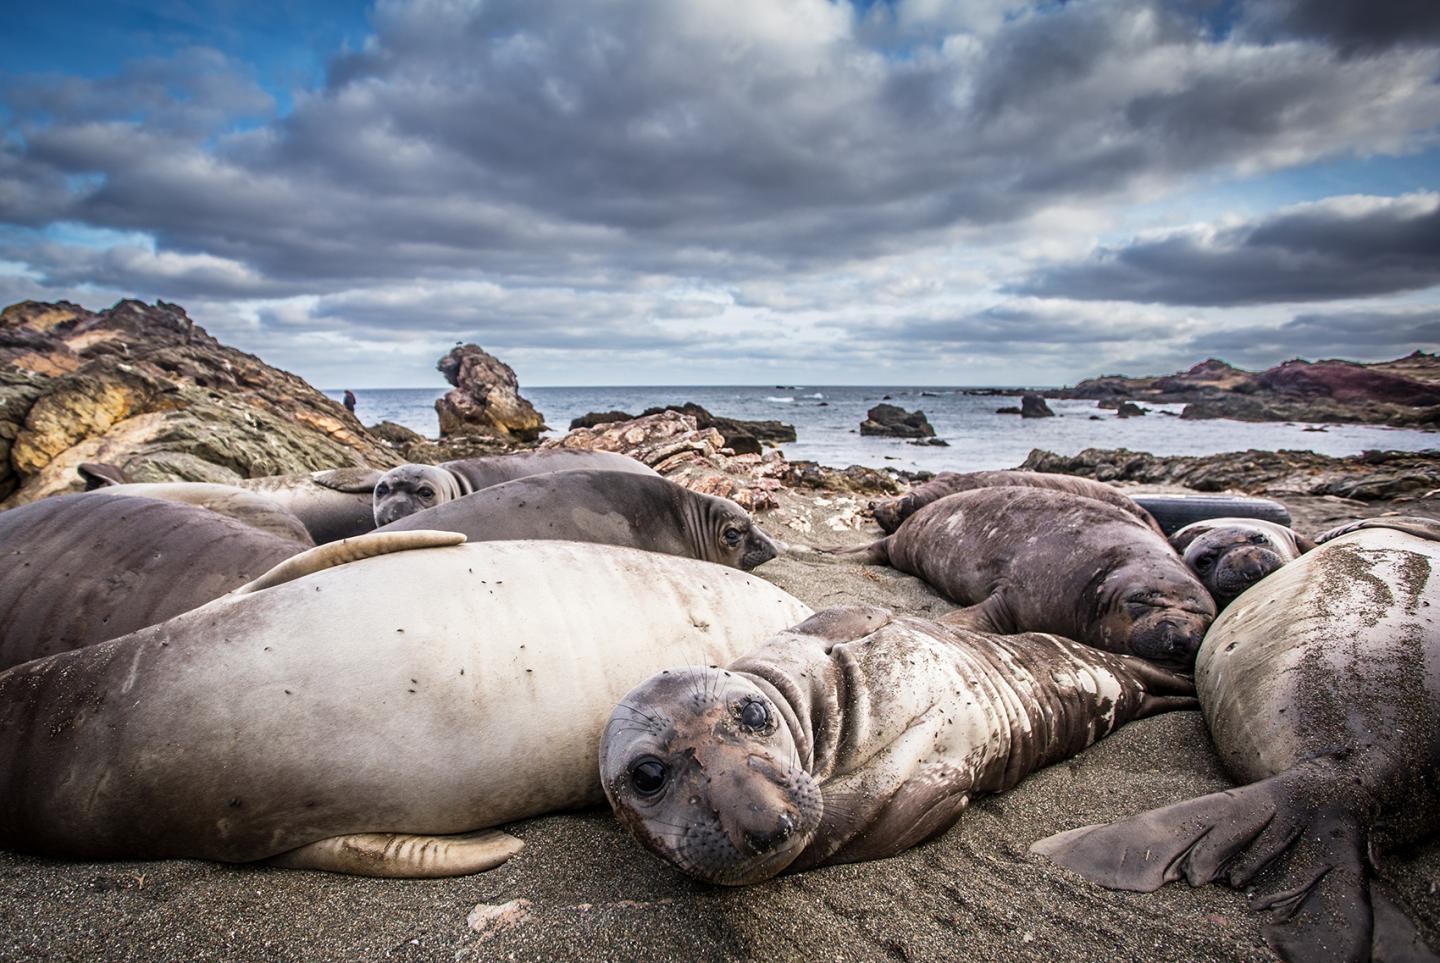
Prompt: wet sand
<box><xmin>2</xmin><ymin>490</ymin><xmax>1437</xmax><ymax>961</ymax></box>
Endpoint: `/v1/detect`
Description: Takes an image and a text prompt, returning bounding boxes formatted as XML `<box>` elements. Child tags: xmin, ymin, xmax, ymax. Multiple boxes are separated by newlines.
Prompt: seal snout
<box><xmin>1212</xmin><ymin>546</ymin><xmax>1284</xmax><ymax>600</ymax></box>
<box><xmin>741</xmin><ymin>528</ymin><xmax>779</xmax><ymax>570</ymax></box>
<box><xmin>743</xmin><ymin>811</ymin><xmax>796</xmax><ymax>855</ymax></box>
<box><xmin>1128</xmin><ymin>610</ymin><xmax>1209</xmax><ymax>670</ymax></box>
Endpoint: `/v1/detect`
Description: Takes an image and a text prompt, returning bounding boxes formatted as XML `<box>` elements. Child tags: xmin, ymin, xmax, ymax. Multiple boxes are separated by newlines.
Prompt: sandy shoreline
<box><xmin>2</xmin><ymin>487</ymin><xmax>1437</xmax><ymax>962</ymax></box>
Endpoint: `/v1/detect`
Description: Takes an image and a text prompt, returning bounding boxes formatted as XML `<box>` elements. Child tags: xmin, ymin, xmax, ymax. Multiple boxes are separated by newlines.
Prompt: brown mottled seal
<box><xmin>1169</xmin><ymin>517</ymin><xmax>1314</xmax><ymax>608</ymax></box>
<box><xmin>373</xmin><ymin>451</ymin><xmax>657</xmax><ymax>525</ymax></box>
<box><xmin>843</xmin><ymin>488</ymin><xmax>1215</xmax><ymax>669</ymax></box>
<box><xmin>1032</xmin><ymin>526</ymin><xmax>1440</xmax><ymax>963</ymax></box>
<box><xmin>0</xmin><ymin>536</ymin><xmax>812</xmax><ymax>876</ymax></box>
<box><xmin>377</xmin><ymin>470</ymin><xmax>779</xmax><ymax>570</ymax></box>
<box><xmin>600</xmin><ymin>607</ymin><xmax>1196</xmax><ymax>885</ymax></box>
<box><xmin>0</xmin><ymin>493</ymin><xmax>309</xmax><ymax>671</ymax></box>
<box><xmin>871</xmin><ymin>470</ymin><xmax>1160</xmax><ymax>535</ymax></box>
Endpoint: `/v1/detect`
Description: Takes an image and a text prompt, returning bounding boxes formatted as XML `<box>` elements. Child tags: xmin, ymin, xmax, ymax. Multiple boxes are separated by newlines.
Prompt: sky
<box><xmin>2</xmin><ymin>0</ymin><xmax>1438</xmax><ymax>388</ymax></box>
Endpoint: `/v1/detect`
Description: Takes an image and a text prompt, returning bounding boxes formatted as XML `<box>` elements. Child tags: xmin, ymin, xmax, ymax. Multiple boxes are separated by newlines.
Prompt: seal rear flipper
<box><xmin>789</xmin><ymin>606</ymin><xmax>893</xmax><ymax>642</ymax></box>
<box><xmin>310</xmin><ymin>467</ymin><xmax>384</xmax><ymax>493</ymax></box>
<box><xmin>1030</xmin><ymin>770</ymin><xmax>1382</xmax><ymax>963</ymax></box>
<box><xmin>233</xmin><ymin>530</ymin><xmax>466</xmax><ymax>594</ymax></box>
<box><xmin>267</xmin><ymin>829</ymin><xmax>523</xmax><ymax>878</ymax></box>
<box><xmin>823</xmin><ymin>536</ymin><xmax>892</xmax><ymax>565</ymax></box>
<box><xmin>78</xmin><ymin>462</ymin><xmax>129</xmax><ymax>489</ymax></box>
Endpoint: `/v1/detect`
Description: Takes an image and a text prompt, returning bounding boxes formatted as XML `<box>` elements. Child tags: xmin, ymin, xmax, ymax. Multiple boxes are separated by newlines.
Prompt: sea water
<box><xmin>326</xmin><ymin>385</ymin><xmax>1438</xmax><ymax>473</ymax></box>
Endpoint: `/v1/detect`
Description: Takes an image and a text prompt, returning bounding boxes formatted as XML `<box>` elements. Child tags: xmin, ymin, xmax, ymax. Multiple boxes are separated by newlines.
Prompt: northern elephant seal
<box><xmin>377</xmin><ymin>470</ymin><xmax>779</xmax><ymax>570</ymax></box>
<box><xmin>842</xmin><ymin>488</ymin><xmax>1215</xmax><ymax>670</ymax></box>
<box><xmin>82</xmin><ymin>482</ymin><xmax>314</xmax><ymax>543</ymax></box>
<box><xmin>871</xmin><ymin>470</ymin><xmax>1160</xmax><ymax>535</ymax></box>
<box><xmin>601</xmin><ymin>607</ymin><xmax>1196</xmax><ymax>885</ymax></box>
<box><xmin>86</xmin><ymin>467</ymin><xmax>380</xmax><ymax>543</ymax></box>
<box><xmin>1032</xmin><ymin>526</ymin><xmax>1440</xmax><ymax>963</ymax></box>
<box><xmin>0</xmin><ymin>493</ymin><xmax>308</xmax><ymax>671</ymax></box>
<box><xmin>1169</xmin><ymin>517</ymin><xmax>1313</xmax><ymax>608</ymax></box>
<box><xmin>373</xmin><ymin>451</ymin><xmax>657</xmax><ymax>526</ymax></box>
<box><xmin>0</xmin><ymin>535</ymin><xmax>812</xmax><ymax>876</ymax></box>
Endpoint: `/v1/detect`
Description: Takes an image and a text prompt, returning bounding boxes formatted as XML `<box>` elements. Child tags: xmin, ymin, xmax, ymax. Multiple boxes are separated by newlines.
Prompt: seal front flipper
<box><xmin>233</xmin><ymin>530</ymin><xmax>466</xmax><ymax>594</ymax></box>
<box><xmin>268</xmin><ymin>829</ymin><xmax>524</xmax><ymax>878</ymax></box>
<box><xmin>788</xmin><ymin>606</ymin><xmax>892</xmax><ymax>642</ymax></box>
<box><xmin>311</xmin><ymin>467</ymin><xmax>384</xmax><ymax>493</ymax></box>
<box><xmin>936</xmin><ymin>595</ymin><xmax>1008</xmax><ymax>633</ymax></box>
<box><xmin>1029</xmin><ymin>766</ymin><xmax>1417</xmax><ymax>963</ymax></box>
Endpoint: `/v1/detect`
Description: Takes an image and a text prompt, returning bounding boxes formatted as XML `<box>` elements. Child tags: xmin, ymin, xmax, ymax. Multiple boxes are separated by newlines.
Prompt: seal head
<box><xmin>373</xmin><ymin>465</ymin><xmax>466</xmax><ymax>526</ymax></box>
<box><xmin>700</xmin><ymin>500</ymin><xmax>779</xmax><ymax>571</ymax></box>
<box><xmin>1094</xmin><ymin>563</ymin><xmax>1214</xmax><ymax>670</ymax></box>
<box><xmin>601</xmin><ymin>668</ymin><xmax>822</xmax><ymax>885</ymax></box>
<box><xmin>1170</xmin><ymin>518</ymin><xmax>1309</xmax><ymax>607</ymax></box>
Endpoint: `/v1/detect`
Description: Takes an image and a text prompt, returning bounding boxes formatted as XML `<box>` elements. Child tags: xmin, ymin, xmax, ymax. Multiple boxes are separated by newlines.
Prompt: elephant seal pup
<box><xmin>87</xmin><ymin>467</ymin><xmax>380</xmax><ymax>543</ymax></box>
<box><xmin>1032</xmin><ymin>526</ymin><xmax>1440</xmax><ymax>963</ymax></box>
<box><xmin>843</xmin><ymin>488</ymin><xmax>1215</xmax><ymax>670</ymax></box>
<box><xmin>0</xmin><ymin>535</ymin><xmax>812</xmax><ymax>876</ymax></box>
<box><xmin>0</xmin><ymin>493</ymin><xmax>309</xmax><ymax>670</ymax></box>
<box><xmin>601</xmin><ymin>607</ymin><xmax>1196</xmax><ymax>885</ymax></box>
<box><xmin>1169</xmin><ymin>517</ymin><xmax>1313</xmax><ymax>608</ymax></box>
<box><xmin>373</xmin><ymin>450</ymin><xmax>657</xmax><ymax>525</ymax></box>
<box><xmin>377</xmin><ymin>470</ymin><xmax>780</xmax><ymax>570</ymax></box>
<box><xmin>871</xmin><ymin>469</ymin><xmax>1161</xmax><ymax>535</ymax></box>
<box><xmin>84</xmin><ymin>482</ymin><xmax>314</xmax><ymax>543</ymax></box>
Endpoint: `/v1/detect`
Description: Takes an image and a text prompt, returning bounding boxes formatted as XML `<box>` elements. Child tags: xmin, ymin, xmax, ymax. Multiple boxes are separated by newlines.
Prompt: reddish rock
<box><xmin>434</xmin><ymin>344</ymin><xmax>546</xmax><ymax>442</ymax></box>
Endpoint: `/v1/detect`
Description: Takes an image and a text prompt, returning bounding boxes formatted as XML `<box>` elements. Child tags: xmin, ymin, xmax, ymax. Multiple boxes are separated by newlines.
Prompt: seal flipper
<box><xmin>268</xmin><ymin>829</ymin><xmax>523</xmax><ymax>878</ymax></box>
<box><xmin>233</xmin><ymin>530</ymin><xmax>466</xmax><ymax>594</ymax></box>
<box><xmin>789</xmin><ymin>606</ymin><xmax>892</xmax><ymax>642</ymax></box>
<box><xmin>310</xmin><ymin>467</ymin><xmax>384</xmax><ymax>493</ymax></box>
<box><xmin>936</xmin><ymin>595</ymin><xmax>1009</xmax><ymax>634</ymax></box>
<box><xmin>1029</xmin><ymin>767</ymin><xmax>1418</xmax><ymax>963</ymax></box>
<box><xmin>824</xmin><ymin>536</ymin><xmax>892</xmax><ymax>565</ymax></box>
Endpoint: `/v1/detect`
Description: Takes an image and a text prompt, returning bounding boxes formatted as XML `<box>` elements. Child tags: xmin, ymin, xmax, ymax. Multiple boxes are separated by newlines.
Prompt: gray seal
<box><xmin>871</xmin><ymin>469</ymin><xmax>1161</xmax><ymax>535</ymax></box>
<box><xmin>601</xmin><ymin>607</ymin><xmax>1196</xmax><ymax>885</ymax></box>
<box><xmin>1169</xmin><ymin>517</ymin><xmax>1313</xmax><ymax>608</ymax></box>
<box><xmin>843</xmin><ymin>487</ymin><xmax>1215</xmax><ymax>670</ymax></box>
<box><xmin>1032</xmin><ymin>525</ymin><xmax>1440</xmax><ymax>963</ymax></box>
<box><xmin>377</xmin><ymin>470</ymin><xmax>779</xmax><ymax>570</ymax></box>
<box><xmin>0</xmin><ymin>535</ymin><xmax>813</xmax><ymax>877</ymax></box>
<box><xmin>373</xmin><ymin>451</ymin><xmax>658</xmax><ymax>526</ymax></box>
<box><xmin>0</xmin><ymin>493</ymin><xmax>309</xmax><ymax>671</ymax></box>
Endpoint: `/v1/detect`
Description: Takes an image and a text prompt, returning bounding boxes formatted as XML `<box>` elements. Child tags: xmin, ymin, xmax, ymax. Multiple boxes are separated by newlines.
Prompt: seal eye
<box><xmin>417</xmin><ymin>486</ymin><xmax>435</xmax><ymax>498</ymax></box>
<box><xmin>723</xmin><ymin>527</ymin><xmax>743</xmax><ymax>547</ymax></box>
<box><xmin>738</xmin><ymin>699</ymin><xmax>769</xmax><ymax>732</ymax></box>
<box><xmin>630</xmin><ymin>757</ymin><xmax>668</xmax><ymax>797</ymax></box>
<box><xmin>1195</xmin><ymin>554</ymin><xmax>1215</xmax><ymax>572</ymax></box>
<box><xmin>376</xmin><ymin>483</ymin><xmax>390</xmax><ymax>496</ymax></box>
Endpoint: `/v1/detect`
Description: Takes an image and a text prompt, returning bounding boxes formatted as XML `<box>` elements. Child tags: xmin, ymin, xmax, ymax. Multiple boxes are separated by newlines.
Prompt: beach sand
<box><xmin>2</xmin><ymin>489</ymin><xmax>1436</xmax><ymax>962</ymax></box>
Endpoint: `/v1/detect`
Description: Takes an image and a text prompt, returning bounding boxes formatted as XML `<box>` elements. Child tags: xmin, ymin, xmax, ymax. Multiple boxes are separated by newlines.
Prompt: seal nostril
<box><xmin>744</xmin><ymin>813</ymin><xmax>796</xmax><ymax>854</ymax></box>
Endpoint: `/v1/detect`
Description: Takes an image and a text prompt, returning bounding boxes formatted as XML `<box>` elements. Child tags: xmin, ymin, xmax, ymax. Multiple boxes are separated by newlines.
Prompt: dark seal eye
<box><xmin>417</xmin><ymin>486</ymin><xmax>435</xmax><ymax>498</ymax></box>
<box><xmin>1195</xmin><ymin>554</ymin><xmax>1215</xmax><ymax>572</ymax></box>
<box><xmin>375</xmin><ymin>483</ymin><xmax>389</xmax><ymax>496</ymax></box>
<box><xmin>630</xmin><ymin>757</ymin><xmax>668</xmax><ymax>797</ymax></box>
<box><xmin>723</xmin><ymin>527</ymin><xmax>742</xmax><ymax>547</ymax></box>
<box><xmin>739</xmin><ymin>699</ymin><xmax>769</xmax><ymax>731</ymax></box>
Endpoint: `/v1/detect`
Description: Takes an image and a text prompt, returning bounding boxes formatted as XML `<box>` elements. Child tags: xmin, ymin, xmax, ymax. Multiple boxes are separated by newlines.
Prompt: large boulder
<box><xmin>1020</xmin><ymin>394</ymin><xmax>1055</xmax><ymax>418</ymax></box>
<box><xmin>859</xmin><ymin>404</ymin><xmax>935</xmax><ymax>438</ymax></box>
<box><xmin>434</xmin><ymin>344</ymin><xmax>546</xmax><ymax>442</ymax></box>
<box><xmin>0</xmin><ymin>299</ymin><xmax>402</xmax><ymax>508</ymax></box>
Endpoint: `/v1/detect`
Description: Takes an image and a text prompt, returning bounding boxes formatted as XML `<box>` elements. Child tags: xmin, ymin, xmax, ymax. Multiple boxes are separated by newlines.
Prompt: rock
<box><xmin>783</xmin><ymin>461</ymin><xmax>905</xmax><ymax>496</ymax></box>
<box><xmin>569</xmin><ymin>403</ymin><xmax>796</xmax><ymax>455</ymax></box>
<box><xmin>1020</xmin><ymin>447</ymin><xmax>1440</xmax><ymax>502</ymax></box>
<box><xmin>995</xmin><ymin>406</ymin><xmax>1022</xmax><ymax>415</ymax></box>
<box><xmin>543</xmin><ymin>411</ymin><xmax>727</xmax><ymax>474</ymax></box>
<box><xmin>1</xmin><ymin>299</ymin><xmax>402</xmax><ymax>507</ymax></box>
<box><xmin>859</xmin><ymin>404</ymin><xmax>935</xmax><ymax>438</ymax></box>
<box><xmin>569</xmin><ymin>410</ymin><xmax>634</xmax><ymax>430</ymax></box>
<box><xmin>434</xmin><ymin>344</ymin><xmax>546</xmax><ymax>442</ymax></box>
<box><xmin>1115</xmin><ymin>401</ymin><xmax>1147</xmax><ymax>418</ymax></box>
<box><xmin>909</xmin><ymin>437</ymin><xmax>950</xmax><ymax>446</ymax></box>
<box><xmin>466</xmin><ymin>899</ymin><xmax>533</xmax><ymax>941</ymax></box>
<box><xmin>1020</xmin><ymin>395</ymin><xmax>1054</xmax><ymax>418</ymax></box>
<box><xmin>368</xmin><ymin>420</ymin><xmax>425</xmax><ymax>449</ymax></box>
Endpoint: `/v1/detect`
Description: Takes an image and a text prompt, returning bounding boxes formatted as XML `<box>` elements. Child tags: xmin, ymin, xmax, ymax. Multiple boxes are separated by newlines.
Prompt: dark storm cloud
<box><xmin>3</xmin><ymin>0</ymin><xmax>1439</xmax><ymax>294</ymax></box>
<box><xmin>886</xmin><ymin>301</ymin><xmax>1183</xmax><ymax>347</ymax></box>
<box><xmin>1013</xmin><ymin>194</ymin><xmax>1440</xmax><ymax>306</ymax></box>
<box><xmin>1240</xmin><ymin>0</ymin><xmax>1440</xmax><ymax>55</ymax></box>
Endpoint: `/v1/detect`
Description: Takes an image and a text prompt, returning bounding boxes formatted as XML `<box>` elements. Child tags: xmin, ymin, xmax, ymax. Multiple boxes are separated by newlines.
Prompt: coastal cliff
<box><xmin>0</xmin><ymin>299</ymin><xmax>403</xmax><ymax>506</ymax></box>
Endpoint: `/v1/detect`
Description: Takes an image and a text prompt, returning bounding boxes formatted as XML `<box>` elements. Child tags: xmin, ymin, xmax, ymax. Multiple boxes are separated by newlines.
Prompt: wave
<box><xmin>766</xmin><ymin>396</ymin><xmax>795</xmax><ymax>403</ymax></box>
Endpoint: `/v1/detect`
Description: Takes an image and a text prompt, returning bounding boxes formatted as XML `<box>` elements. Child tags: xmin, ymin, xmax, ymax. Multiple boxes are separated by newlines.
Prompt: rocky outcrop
<box><xmin>859</xmin><ymin>404</ymin><xmax>936</xmax><ymax>438</ymax></box>
<box><xmin>569</xmin><ymin>403</ymin><xmax>795</xmax><ymax>455</ymax></box>
<box><xmin>1020</xmin><ymin>447</ymin><xmax>1440</xmax><ymax>501</ymax></box>
<box><xmin>434</xmin><ymin>344</ymin><xmax>546</xmax><ymax>442</ymax></box>
<box><xmin>1053</xmin><ymin>353</ymin><xmax>1440</xmax><ymax>428</ymax></box>
<box><xmin>0</xmin><ymin>299</ymin><xmax>403</xmax><ymax>507</ymax></box>
<box><xmin>1021</xmin><ymin>395</ymin><xmax>1054</xmax><ymax>418</ymax></box>
<box><xmin>1115</xmin><ymin>402</ymin><xmax>1146</xmax><ymax>418</ymax></box>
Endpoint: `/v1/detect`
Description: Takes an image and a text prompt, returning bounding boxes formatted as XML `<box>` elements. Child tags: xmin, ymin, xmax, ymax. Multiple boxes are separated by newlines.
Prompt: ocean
<box><xmin>326</xmin><ymin>385</ymin><xmax>1439</xmax><ymax>473</ymax></box>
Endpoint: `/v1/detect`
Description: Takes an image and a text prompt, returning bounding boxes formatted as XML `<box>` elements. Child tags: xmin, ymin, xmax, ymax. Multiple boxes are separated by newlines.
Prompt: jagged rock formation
<box><xmin>1021</xmin><ymin>395</ymin><xmax>1055</xmax><ymax>418</ymax></box>
<box><xmin>569</xmin><ymin>402</ymin><xmax>795</xmax><ymax>454</ymax></box>
<box><xmin>434</xmin><ymin>344</ymin><xmax>546</xmax><ymax>442</ymax></box>
<box><xmin>0</xmin><ymin>300</ymin><xmax>401</xmax><ymax>508</ymax></box>
<box><xmin>859</xmin><ymin>404</ymin><xmax>936</xmax><ymax>438</ymax></box>
<box><xmin>1054</xmin><ymin>354</ymin><xmax>1440</xmax><ymax>428</ymax></box>
<box><xmin>1022</xmin><ymin>447</ymin><xmax>1440</xmax><ymax>501</ymax></box>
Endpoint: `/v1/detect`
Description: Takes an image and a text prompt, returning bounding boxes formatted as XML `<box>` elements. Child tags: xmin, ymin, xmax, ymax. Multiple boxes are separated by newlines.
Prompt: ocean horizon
<box><xmin>327</xmin><ymin>385</ymin><xmax>1439</xmax><ymax>474</ymax></box>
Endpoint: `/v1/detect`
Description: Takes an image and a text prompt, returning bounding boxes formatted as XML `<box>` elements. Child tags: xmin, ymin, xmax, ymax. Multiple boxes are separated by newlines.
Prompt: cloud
<box><xmin>1013</xmin><ymin>193</ymin><xmax>1440</xmax><ymax>305</ymax></box>
<box><xmin>1184</xmin><ymin>306</ymin><xmax>1440</xmax><ymax>364</ymax></box>
<box><xmin>1239</xmin><ymin>0</ymin><xmax>1440</xmax><ymax>55</ymax></box>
